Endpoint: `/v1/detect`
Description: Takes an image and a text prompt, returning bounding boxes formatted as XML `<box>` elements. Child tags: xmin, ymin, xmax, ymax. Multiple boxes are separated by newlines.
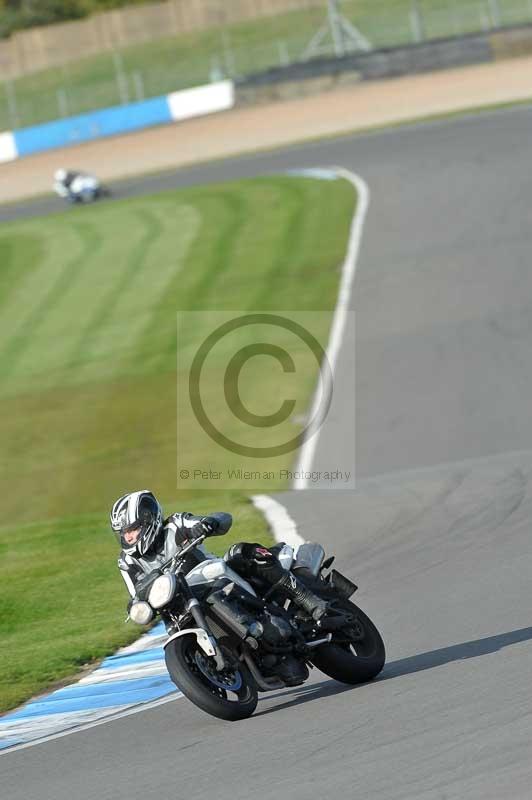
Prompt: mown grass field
<box><xmin>0</xmin><ymin>174</ymin><xmax>356</xmax><ymax>713</ymax></box>
<box><xmin>2</xmin><ymin>0</ymin><xmax>529</xmax><ymax>129</ymax></box>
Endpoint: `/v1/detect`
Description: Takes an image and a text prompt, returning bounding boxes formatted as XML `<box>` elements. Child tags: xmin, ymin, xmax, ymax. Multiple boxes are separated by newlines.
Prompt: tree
<box><xmin>0</xmin><ymin>0</ymin><xmax>161</xmax><ymax>39</ymax></box>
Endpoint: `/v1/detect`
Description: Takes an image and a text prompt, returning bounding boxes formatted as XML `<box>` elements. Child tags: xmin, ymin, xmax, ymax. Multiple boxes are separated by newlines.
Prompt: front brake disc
<box><xmin>194</xmin><ymin>651</ymin><xmax>243</xmax><ymax>691</ymax></box>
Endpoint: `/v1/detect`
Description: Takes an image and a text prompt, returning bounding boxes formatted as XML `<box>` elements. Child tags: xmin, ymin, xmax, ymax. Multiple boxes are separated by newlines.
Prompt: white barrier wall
<box><xmin>0</xmin><ymin>132</ymin><xmax>17</xmax><ymax>164</ymax></box>
<box><xmin>167</xmin><ymin>80</ymin><xmax>235</xmax><ymax>122</ymax></box>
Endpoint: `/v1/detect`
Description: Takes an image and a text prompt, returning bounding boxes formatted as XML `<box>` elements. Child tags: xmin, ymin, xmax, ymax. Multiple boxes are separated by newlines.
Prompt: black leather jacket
<box><xmin>118</xmin><ymin>511</ymin><xmax>232</xmax><ymax>597</ymax></box>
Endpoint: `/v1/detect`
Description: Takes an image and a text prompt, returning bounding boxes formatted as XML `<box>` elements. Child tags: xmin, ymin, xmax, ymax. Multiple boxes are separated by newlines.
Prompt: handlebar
<box><xmin>161</xmin><ymin>533</ymin><xmax>206</xmax><ymax>573</ymax></box>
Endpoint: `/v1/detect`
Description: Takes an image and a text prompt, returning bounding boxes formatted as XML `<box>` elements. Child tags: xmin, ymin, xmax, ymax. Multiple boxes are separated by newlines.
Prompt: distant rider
<box><xmin>110</xmin><ymin>490</ymin><xmax>327</xmax><ymax>620</ymax></box>
<box><xmin>53</xmin><ymin>168</ymin><xmax>82</xmax><ymax>200</ymax></box>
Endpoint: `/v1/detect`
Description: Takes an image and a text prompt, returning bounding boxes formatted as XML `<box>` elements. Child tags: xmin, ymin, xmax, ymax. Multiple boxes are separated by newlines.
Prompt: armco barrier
<box><xmin>237</xmin><ymin>23</ymin><xmax>532</xmax><ymax>104</ymax></box>
<box><xmin>0</xmin><ymin>80</ymin><xmax>234</xmax><ymax>163</ymax></box>
<box><xmin>238</xmin><ymin>31</ymin><xmax>492</xmax><ymax>95</ymax></box>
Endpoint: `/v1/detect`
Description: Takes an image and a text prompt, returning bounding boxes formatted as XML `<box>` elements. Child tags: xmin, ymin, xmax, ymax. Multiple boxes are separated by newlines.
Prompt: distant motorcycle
<box><xmin>53</xmin><ymin>169</ymin><xmax>110</xmax><ymax>204</ymax></box>
<box><xmin>128</xmin><ymin>532</ymin><xmax>386</xmax><ymax>721</ymax></box>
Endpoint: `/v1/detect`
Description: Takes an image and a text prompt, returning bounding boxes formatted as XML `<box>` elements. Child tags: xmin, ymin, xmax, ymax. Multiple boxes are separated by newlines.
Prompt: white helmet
<box><xmin>54</xmin><ymin>168</ymin><xmax>68</xmax><ymax>183</ymax></box>
<box><xmin>110</xmin><ymin>490</ymin><xmax>163</xmax><ymax>556</ymax></box>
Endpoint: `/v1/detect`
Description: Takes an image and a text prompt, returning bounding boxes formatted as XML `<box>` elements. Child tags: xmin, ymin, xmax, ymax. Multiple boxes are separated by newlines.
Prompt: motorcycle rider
<box><xmin>53</xmin><ymin>168</ymin><xmax>82</xmax><ymax>200</ymax></box>
<box><xmin>111</xmin><ymin>490</ymin><xmax>327</xmax><ymax>620</ymax></box>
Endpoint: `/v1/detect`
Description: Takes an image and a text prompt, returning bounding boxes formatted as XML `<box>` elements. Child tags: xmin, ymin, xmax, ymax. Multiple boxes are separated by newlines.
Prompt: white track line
<box><xmin>253</xmin><ymin>168</ymin><xmax>369</xmax><ymax>547</ymax></box>
<box><xmin>293</xmin><ymin>168</ymin><xmax>369</xmax><ymax>491</ymax></box>
<box><xmin>251</xmin><ymin>494</ymin><xmax>304</xmax><ymax>549</ymax></box>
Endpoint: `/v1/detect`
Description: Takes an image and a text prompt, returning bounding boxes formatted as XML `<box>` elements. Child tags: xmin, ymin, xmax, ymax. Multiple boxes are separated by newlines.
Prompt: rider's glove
<box><xmin>135</xmin><ymin>569</ymin><xmax>162</xmax><ymax>601</ymax></box>
<box><xmin>193</xmin><ymin>516</ymin><xmax>220</xmax><ymax>538</ymax></box>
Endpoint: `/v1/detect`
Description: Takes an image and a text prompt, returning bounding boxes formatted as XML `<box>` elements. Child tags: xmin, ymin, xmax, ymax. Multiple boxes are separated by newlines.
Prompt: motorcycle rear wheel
<box><xmin>310</xmin><ymin>601</ymin><xmax>385</xmax><ymax>684</ymax></box>
<box><xmin>165</xmin><ymin>636</ymin><xmax>258</xmax><ymax>721</ymax></box>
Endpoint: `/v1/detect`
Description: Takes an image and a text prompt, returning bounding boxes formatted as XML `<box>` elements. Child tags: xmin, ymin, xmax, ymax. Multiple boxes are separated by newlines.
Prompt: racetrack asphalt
<box><xmin>3</xmin><ymin>105</ymin><xmax>532</xmax><ymax>798</ymax></box>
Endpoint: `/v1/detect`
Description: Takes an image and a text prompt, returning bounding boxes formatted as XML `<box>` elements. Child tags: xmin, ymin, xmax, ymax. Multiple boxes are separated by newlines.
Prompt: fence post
<box><xmin>112</xmin><ymin>50</ymin><xmax>130</xmax><ymax>105</ymax></box>
<box><xmin>479</xmin><ymin>2</ymin><xmax>491</xmax><ymax>30</ymax></box>
<box><xmin>209</xmin><ymin>57</ymin><xmax>224</xmax><ymax>82</ymax></box>
<box><xmin>327</xmin><ymin>0</ymin><xmax>345</xmax><ymax>57</ymax></box>
<box><xmin>4</xmin><ymin>79</ymin><xmax>20</xmax><ymax>129</ymax></box>
<box><xmin>409</xmin><ymin>0</ymin><xmax>425</xmax><ymax>43</ymax></box>
<box><xmin>488</xmin><ymin>0</ymin><xmax>501</xmax><ymax>27</ymax></box>
<box><xmin>132</xmin><ymin>71</ymin><xmax>145</xmax><ymax>102</ymax></box>
<box><xmin>56</xmin><ymin>87</ymin><xmax>70</xmax><ymax>118</ymax></box>
<box><xmin>276</xmin><ymin>39</ymin><xmax>290</xmax><ymax>67</ymax></box>
<box><xmin>221</xmin><ymin>30</ymin><xmax>237</xmax><ymax>77</ymax></box>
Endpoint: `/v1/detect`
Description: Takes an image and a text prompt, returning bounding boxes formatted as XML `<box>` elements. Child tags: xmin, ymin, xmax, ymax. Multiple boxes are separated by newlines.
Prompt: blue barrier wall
<box><xmin>2</xmin><ymin>81</ymin><xmax>234</xmax><ymax>162</ymax></box>
<box><xmin>13</xmin><ymin>95</ymin><xmax>172</xmax><ymax>157</ymax></box>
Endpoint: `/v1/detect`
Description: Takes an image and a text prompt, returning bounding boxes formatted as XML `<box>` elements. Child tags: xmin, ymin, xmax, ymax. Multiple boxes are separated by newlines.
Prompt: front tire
<box><xmin>165</xmin><ymin>636</ymin><xmax>258</xmax><ymax>721</ymax></box>
<box><xmin>310</xmin><ymin>601</ymin><xmax>385</xmax><ymax>684</ymax></box>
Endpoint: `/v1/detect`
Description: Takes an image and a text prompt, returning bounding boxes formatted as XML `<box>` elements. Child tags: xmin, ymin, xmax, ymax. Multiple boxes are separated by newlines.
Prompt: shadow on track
<box><xmin>254</xmin><ymin>678</ymin><xmax>356</xmax><ymax>717</ymax></box>
<box><xmin>254</xmin><ymin>627</ymin><xmax>532</xmax><ymax>716</ymax></box>
<box><xmin>382</xmin><ymin>626</ymin><xmax>532</xmax><ymax>679</ymax></box>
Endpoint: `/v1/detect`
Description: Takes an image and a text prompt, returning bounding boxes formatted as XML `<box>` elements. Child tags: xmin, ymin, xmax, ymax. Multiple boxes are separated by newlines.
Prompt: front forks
<box><xmin>175</xmin><ymin>573</ymin><xmax>226</xmax><ymax>670</ymax></box>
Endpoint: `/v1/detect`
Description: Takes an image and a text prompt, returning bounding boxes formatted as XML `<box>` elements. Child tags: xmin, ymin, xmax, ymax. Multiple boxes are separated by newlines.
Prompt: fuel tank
<box><xmin>185</xmin><ymin>558</ymin><xmax>257</xmax><ymax>597</ymax></box>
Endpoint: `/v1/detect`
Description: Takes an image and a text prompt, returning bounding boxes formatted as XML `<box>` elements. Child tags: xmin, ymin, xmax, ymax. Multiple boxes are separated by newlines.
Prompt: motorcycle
<box><xmin>53</xmin><ymin>172</ymin><xmax>110</xmax><ymax>204</ymax></box>
<box><xmin>128</xmin><ymin>532</ymin><xmax>385</xmax><ymax>721</ymax></box>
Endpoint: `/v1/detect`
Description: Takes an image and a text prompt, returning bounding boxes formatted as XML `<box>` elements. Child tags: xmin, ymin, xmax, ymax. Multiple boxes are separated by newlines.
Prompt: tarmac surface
<box><xmin>3</xmin><ymin>105</ymin><xmax>532</xmax><ymax>798</ymax></box>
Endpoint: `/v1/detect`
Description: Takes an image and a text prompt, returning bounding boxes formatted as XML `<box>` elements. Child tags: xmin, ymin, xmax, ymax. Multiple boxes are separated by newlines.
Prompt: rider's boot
<box><xmin>273</xmin><ymin>571</ymin><xmax>328</xmax><ymax>620</ymax></box>
<box><xmin>225</xmin><ymin>542</ymin><xmax>329</xmax><ymax>621</ymax></box>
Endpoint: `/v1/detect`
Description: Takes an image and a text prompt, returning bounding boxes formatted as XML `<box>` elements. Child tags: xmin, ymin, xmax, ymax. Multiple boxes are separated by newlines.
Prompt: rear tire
<box><xmin>165</xmin><ymin>636</ymin><xmax>258</xmax><ymax>721</ymax></box>
<box><xmin>310</xmin><ymin>601</ymin><xmax>385</xmax><ymax>684</ymax></box>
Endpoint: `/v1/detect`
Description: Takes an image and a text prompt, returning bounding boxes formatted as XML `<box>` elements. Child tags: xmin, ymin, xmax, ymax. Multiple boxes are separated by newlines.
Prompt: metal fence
<box><xmin>0</xmin><ymin>0</ymin><xmax>327</xmax><ymax>78</ymax></box>
<box><xmin>2</xmin><ymin>0</ymin><xmax>532</xmax><ymax>132</ymax></box>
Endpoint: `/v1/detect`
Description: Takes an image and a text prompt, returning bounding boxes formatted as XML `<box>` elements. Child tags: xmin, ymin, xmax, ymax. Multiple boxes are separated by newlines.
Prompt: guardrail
<box><xmin>236</xmin><ymin>22</ymin><xmax>532</xmax><ymax>105</ymax></box>
<box><xmin>0</xmin><ymin>80</ymin><xmax>234</xmax><ymax>164</ymax></box>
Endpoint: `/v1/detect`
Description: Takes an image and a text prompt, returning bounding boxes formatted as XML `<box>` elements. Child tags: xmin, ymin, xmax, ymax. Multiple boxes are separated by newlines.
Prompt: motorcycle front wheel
<box><xmin>310</xmin><ymin>601</ymin><xmax>385</xmax><ymax>684</ymax></box>
<box><xmin>165</xmin><ymin>636</ymin><xmax>258</xmax><ymax>721</ymax></box>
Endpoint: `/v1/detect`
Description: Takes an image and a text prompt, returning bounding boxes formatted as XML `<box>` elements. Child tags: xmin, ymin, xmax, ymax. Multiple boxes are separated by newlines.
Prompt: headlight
<box><xmin>129</xmin><ymin>600</ymin><xmax>154</xmax><ymax>625</ymax></box>
<box><xmin>148</xmin><ymin>573</ymin><xmax>176</xmax><ymax>609</ymax></box>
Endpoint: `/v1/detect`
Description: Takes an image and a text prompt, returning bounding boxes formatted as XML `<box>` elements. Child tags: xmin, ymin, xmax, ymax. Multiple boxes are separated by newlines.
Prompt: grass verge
<box><xmin>0</xmin><ymin>173</ymin><xmax>356</xmax><ymax>713</ymax></box>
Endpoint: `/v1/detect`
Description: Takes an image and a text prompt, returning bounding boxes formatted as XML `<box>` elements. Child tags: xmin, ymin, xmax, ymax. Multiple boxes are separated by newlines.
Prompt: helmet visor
<box><xmin>122</xmin><ymin>523</ymin><xmax>142</xmax><ymax>546</ymax></box>
<box><xmin>120</xmin><ymin>509</ymin><xmax>155</xmax><ymax>551</ymax></box>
